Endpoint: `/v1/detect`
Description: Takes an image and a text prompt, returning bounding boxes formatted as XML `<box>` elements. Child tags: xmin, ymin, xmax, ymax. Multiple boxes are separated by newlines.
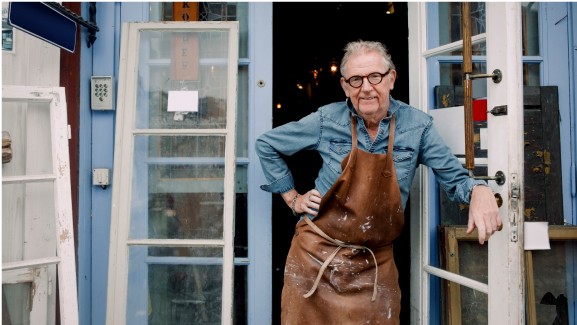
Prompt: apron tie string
<box><xmin>303</xmin><ymin>217</ymin><xmax>379</xmax><ymax>301</ymax></box>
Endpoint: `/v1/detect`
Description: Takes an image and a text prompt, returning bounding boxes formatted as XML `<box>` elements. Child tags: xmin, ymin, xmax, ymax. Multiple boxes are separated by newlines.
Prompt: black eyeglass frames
<box><xmin>344</xmin><ymin>70</ymin><xmax>391</xmax><ymax>88</ymax></box>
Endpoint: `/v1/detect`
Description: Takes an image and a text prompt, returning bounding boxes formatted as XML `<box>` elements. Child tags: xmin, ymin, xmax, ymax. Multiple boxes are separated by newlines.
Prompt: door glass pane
<box><xmin>523</xmin><ymin>63</ymin><xmax>540</xmax><ymax>86</ymax></box>
<box><xmin>429</xmin><ymin>2</ymin><xmax>486</xmax><ymax>49</ymax></box>
<box><xmin>522</xmin><ymin>3</ymin><xmax>539</xmax><ymax>56</ymax></box>
<box><xmin>127</xmin><ymin>246</ymin><xmax>223</xmax><ymax>325</ymax></box>
<box><xmin>438</xmin><ymin>61</ymin><xmax>487</xmax><ymax>89</ymax></box>
<box><xmin>136</xmin><ymin>29</ymin><xmax>230</xmax><ymax>130</ymax></box>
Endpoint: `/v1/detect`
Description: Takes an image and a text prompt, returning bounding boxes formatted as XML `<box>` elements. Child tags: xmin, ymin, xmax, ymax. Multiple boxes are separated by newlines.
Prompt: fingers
<box><xmin>300</xmin><ymin>190</ymin><xmax>321</xmax><ymax>216</ymax></box>
<box><xmin>469</xmin><ymin>211</ymin><xmax>502</xmax><ymax>245</ymax></box>
<box><xmin>469</xmin><ymin>185</ymin><xmax>502</xmax><ymax>245</ymax></box>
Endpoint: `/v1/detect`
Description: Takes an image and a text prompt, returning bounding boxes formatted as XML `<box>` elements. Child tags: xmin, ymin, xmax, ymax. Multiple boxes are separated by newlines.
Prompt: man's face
<box><xmin>340</xmin><ymin>51</ymin><xmax>396</xmax><ymax>121</ymax></box>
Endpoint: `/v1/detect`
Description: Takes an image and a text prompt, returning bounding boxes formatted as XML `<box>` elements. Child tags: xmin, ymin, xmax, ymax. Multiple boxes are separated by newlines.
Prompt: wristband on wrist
<box><xmin>290</xmin><ymin>193</ymin><xmax>300</xmax><ymax>216</ymax></box>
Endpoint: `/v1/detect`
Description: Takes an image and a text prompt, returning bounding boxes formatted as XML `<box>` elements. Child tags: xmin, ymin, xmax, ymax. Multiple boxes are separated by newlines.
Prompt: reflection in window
<box><xmin>147</xmin><ymin>264</ymin><xmax>223</xmax><ymax>325</ymax></box>
<box><xmin>522</xmin><ymin>2</ymin><xmax>539</xmax><ymax>56</ymax></box>
<box><xmin>436</xmin><ymin>2</ymin><xmax>486</xmax><ymax>51</ymax></box>
<box><xmin>433</xmin><ymin>2</ymin><xmax>541</xmax><ymax>88</ymax></box>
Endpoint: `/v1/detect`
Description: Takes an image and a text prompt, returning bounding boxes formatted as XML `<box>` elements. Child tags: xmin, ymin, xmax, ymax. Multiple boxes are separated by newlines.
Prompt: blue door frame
<box><xmin>75</xmin><ymin>2</ymin><xmax>575</xmax><ymax>324</ymax></box>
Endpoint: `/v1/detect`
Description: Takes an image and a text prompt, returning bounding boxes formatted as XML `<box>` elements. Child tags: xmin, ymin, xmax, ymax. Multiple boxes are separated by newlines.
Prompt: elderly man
<box><xmin>256</xmin><ymin>40</ymin><xmax>500</xmax><ymax>324</ymax></box>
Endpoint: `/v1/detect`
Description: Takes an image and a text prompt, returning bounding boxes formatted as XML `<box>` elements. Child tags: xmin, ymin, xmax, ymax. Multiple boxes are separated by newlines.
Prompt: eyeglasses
<box><xmin>344</xmin><ymin>70</ymin><xmax>391</xmax><ymax>88</ymax></box>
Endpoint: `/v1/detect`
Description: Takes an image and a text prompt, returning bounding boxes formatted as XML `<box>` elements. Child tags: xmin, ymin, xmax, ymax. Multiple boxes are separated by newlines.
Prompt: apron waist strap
<box><xmin>303</xmin><ymin>217</ymin><xmax>379</xmax><ymax>301</ymax></box>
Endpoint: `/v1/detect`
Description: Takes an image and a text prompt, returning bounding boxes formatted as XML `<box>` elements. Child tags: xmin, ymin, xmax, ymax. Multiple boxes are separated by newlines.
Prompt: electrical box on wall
<box><xmin>91</xmin><ymin>76</ymin><xmax>115</xmax><ymax>110</ymax></box>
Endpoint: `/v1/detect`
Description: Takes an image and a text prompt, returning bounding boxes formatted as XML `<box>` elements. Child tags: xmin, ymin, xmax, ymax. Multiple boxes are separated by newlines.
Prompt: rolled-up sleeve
<box><xmin>255</xmin><ymin>112</ymin><xmax>322</xmax><ymax>194</ymax></box>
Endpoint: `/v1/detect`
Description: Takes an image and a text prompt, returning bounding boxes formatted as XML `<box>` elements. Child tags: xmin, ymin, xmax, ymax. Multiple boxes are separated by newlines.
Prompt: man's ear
<box><xmin>389</xmin><ymin>70</ymin><xmax>397</xmax><ymax>89</ymax></box>
<box><xmin>340</xmin><ymin>77</ymin><xmax>350</xmax><ymax>97</ymax></box>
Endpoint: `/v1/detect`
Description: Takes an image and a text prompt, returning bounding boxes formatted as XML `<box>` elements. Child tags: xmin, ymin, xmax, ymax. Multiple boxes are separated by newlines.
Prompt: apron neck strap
<box><xmin>350</xmin><ymin>115</ymin><xmax>358</xmax><ymax>149</ymax></box>
<box><xmin>388</xmin><ymin>114</ymin><xmax>396</xmax><ymax>154</ymax></box>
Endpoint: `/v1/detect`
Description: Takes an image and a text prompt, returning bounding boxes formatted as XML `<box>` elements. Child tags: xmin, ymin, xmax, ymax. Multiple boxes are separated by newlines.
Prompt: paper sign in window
<box><xmin>167</xmin><ymin>90</ymin><xmax>199</xmax><ymax>112</ymax></box>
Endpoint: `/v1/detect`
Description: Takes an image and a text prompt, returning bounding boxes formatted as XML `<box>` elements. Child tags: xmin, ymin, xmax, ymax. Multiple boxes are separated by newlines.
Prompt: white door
<box><xmin>2</xmin><ymin>86</ymin><xmax>78</xmax><ymax>324</ymax></box>
<box><xmin>408</xmin><ymin>3</ymin><xmax>525</xmax><ymax>324</ymax></box>
<box><xmin>106</xmin><ymin>22</ymin><xmax>239</xmax><ymax>325</ymax></box>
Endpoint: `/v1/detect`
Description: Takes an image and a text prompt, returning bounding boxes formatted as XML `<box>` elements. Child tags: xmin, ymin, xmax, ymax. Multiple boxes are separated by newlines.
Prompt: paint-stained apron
<box><xmin>281</xmin><ymin>114</ymin><xmax>405</xmax><ymax>325</ymax></box>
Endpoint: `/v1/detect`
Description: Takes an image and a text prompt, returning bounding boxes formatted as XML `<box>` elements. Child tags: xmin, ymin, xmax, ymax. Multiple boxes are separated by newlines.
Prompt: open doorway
<box><xmin>271</xmin><ymin>2</ymin><xmax>410</xmax><ymax>323</ymax></box>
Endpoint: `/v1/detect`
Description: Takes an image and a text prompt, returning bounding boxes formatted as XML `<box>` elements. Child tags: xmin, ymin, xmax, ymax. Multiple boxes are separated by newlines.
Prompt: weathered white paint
<box><xmin>486</xmin><ymin>3</ymin><xmax>525</xmax><ymax>324</ymax></box>
<box><xmin>408</xmin><ymin>2</ymin><xmax>525</xmax><ymax>324</ymax></box>
<box><xmin>2</xmin><ymin>87</ymin><xmax>78</xmax><ymax>325</ymax></box>
<box><xmin>2</xmin><ymin>28</ymin><xmax>60</xmax><ymax>86</ymax></box>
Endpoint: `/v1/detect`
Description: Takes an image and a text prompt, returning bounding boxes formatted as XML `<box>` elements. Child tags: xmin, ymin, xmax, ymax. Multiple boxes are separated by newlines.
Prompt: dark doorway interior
<box><xmin>272</xmin><ymin>2</ymin><xmax>410</xmax><ymax>324</ymax></box>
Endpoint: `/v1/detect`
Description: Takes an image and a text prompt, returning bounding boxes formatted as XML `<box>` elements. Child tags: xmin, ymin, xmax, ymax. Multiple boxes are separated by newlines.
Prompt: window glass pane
<box><xmin>1</xmin><ymin>101</ymin><xmax>53</xmax><ymax>176</ymax></box>
<box><xmin>234</xmin><ymin>192</ymin><xmax>248</xmax><ymax>257</ymax></box>
<box><xmin>3</xmin><ymin>182</ymin><xmax>55</xmax><ymax>262</ymax></box>
<box><xmin>437</xmin><ymin>234</ymin><xmax>489</xmax><ymax>324</ymax></box>
<box><xmin>156</xmin><ymin>2</ymin><xmax>248</xmax><ymax>58</ymax></box>
<box><xmin>523</xmin><ymin>63</ymin><xmax>540</xmax><ymax>86</ymax></box>
<box><xmin>234</xmin><ymin>265</ymin><xmax>248</xmax><ymax>325</ymax></box>
<box><xmin>127</xmin><ymin>247</ymin><xmax>223</xmax><ymax>325</ymax></box>
<box><xmin>431</xmin><ymin>2</ymin><xmax>486</xmax><ymax>49</ymax></box>
<box><xmin>130</xmin><ymin>135</ymin><xmax>226</xmax><ymax>239</ymax></box>
<box><xmin>522</xmin><ymin>3</ymin><xmax>539</xmax><ymax>56</ymax></box>
<box><xmin>438</xmin><ymin>62</ymin><xmax>486</xmax><ymax>87</ymax></box>
<box><xmin>136</xmin><ymin>29</ymin><xmax>231</xmax><ymax>130</ymax></box>
<box><xmin>530</xmin><ymin>240</ymin><xmax>576</xmax><ymax>324</ymax></box>
<box><xmin>237</xmin><ymin>65</ymin><xmax>249</xmax><ymax>157</ymax></box>
<box><xmin>147</xmin><ymin>192</ymin><xmax>224</xmax><ymax>240</ymax></box>
<box><xmin>2</xmin><ymin>283</ymin><xmax>32</xmax><ymax>324</ymax></box>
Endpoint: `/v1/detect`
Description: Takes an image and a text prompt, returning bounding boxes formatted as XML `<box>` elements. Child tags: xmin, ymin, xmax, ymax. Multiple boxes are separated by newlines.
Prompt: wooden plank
<box><xmin>523</xmin><ymin>86</ymin><xmax>541</xmax><ymax>107</ymax></box>
<box><xmin>445</xmin><ymin>227</ymin><xmax>462</xmax><ymax>325</ymax></box>
<box><xmin>525</xmin><ymin>251</ymin><xmax>537</xmax><ymax>325</ymax></box>
<box><xmin>524</xmin><ymin>108</ymin><xmax>547</xmax><ymax>221</ymax></box>
<box><xmin>548</xmin><ymin>225</ymin><xmax>577</xmax><ymax>240</ymax></box>
<box><xmin>540</xmin><ymin>87</ymin><xmax>564</xmax><ymax>224</ymax></box>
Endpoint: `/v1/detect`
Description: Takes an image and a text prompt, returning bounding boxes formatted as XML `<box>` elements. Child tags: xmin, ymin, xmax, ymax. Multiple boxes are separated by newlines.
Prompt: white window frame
<box><xmin>106</xmin><ymin>22</ymin><xmax>239</xmax><ymax>325</ymax></box>
<box><xmin>2</xmin><ymin>86</ymin><xmax>79</xmax><ymax>324</ymax></box>
<box><xmin>408</xmin><ymin>3</ymin><xmax>525</xmax><ymax>324</ymax></box>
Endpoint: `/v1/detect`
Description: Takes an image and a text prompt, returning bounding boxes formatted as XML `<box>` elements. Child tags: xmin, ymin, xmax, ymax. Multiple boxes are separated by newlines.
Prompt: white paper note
<box><xmin>167</xmin><ymin>90</ymin><xmax>199</xmax><ymax>112</ymax></box>
<box><xmin>524</xmin><ymin>222</ymin><xmax>550</xmax><ymax>250</ymax></box>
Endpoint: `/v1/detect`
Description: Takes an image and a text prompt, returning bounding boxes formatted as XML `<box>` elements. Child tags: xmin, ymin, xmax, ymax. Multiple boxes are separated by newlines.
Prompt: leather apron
<box><xmin>281</xmin><ymin>114</ymin><xmax>405</xmax><ymax>325</ymax></box>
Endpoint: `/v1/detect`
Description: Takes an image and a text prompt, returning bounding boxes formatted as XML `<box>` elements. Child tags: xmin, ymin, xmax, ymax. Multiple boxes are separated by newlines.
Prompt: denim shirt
<box><xmin>255</xmin><ymin>96</ymin><xmax>486</xmax><ymax>208</ymax></box>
